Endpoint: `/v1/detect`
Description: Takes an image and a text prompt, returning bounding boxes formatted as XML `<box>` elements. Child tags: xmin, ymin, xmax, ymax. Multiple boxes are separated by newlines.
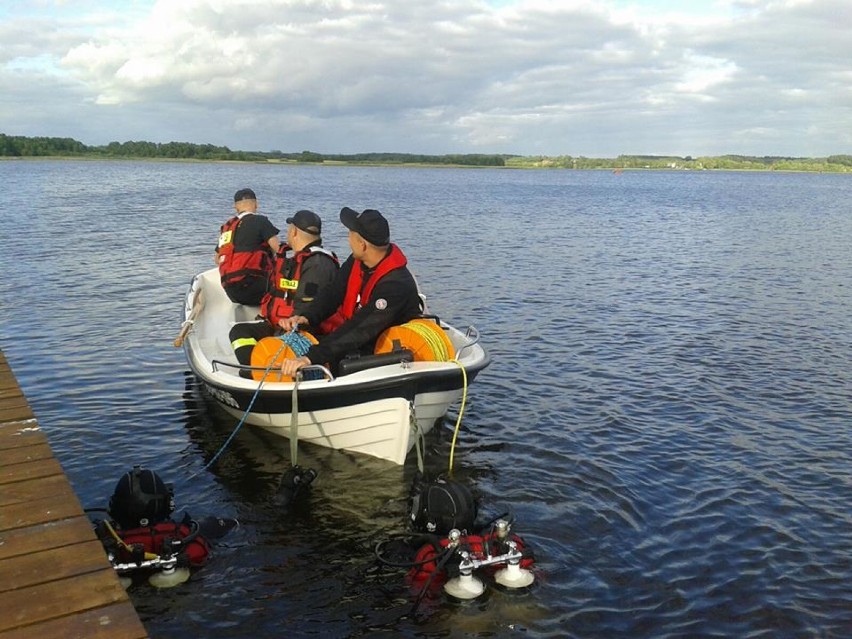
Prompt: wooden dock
<box><xmin>0</xmin><ymin>349</ymin><xmax>148</xmax><ymax>639</ymax></box>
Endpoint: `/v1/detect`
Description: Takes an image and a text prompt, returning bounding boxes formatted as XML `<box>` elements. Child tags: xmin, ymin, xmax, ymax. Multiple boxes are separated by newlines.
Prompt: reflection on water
<box><xmin>1</xmin><ymin>161</ymin><xmax>851</xmax><ymax>637</ymax></box>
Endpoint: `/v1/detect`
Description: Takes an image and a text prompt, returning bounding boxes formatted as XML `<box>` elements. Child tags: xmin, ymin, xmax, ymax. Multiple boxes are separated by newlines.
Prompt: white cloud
<box><xmin>1</xmin><ymin>0</ymin><xmax>850</xmax><ymax>156</ymax></box>
<box><xmin>674</xmin><ymin>53</ymin><xmax>738</xmax><ymax>95</ymax></box>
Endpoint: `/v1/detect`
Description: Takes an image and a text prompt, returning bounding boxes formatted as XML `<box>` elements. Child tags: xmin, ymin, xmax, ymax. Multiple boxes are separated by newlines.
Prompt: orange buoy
<box><xmin>375</xmin><ymin>319</ymin><xmax>455</xmax><ymax>362</ymax></box>
<box><xmin>250</xmin><ymin>332</ymin><xmax>318</xmax><ymax>382</ymax></box>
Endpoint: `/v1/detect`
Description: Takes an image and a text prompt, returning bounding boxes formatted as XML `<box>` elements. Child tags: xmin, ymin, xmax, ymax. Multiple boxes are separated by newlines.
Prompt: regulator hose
<box><xmin>170</xmin><ymin>518</ymin><xmax>201</xmax><ymax>551</ymax></box>
<box><xmin>411</xmin><ymin>542</ymin><xmax>459</xmax><ymax>615</ymax></box>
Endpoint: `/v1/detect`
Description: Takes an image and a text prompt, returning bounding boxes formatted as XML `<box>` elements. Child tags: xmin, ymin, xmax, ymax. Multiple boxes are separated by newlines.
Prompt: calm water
<box><xmin>1</xmin><ymin>160</ymin><xmax>851</xmax><ymax>638</ymax></box>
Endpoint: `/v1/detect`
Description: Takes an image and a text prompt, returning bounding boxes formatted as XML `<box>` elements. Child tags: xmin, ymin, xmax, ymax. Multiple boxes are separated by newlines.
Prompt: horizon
<box><xmin>4</xmin><ymin>133</ymin><xmax>851</xmax><ymax>161</ymax></box>
<box><xmin>2</xmin><ymin>0</ymin><xmax>850</xmax><ymax>158</ymax></box>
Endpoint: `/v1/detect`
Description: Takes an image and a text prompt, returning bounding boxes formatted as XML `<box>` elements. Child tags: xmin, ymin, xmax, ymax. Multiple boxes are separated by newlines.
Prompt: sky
<box><xmin>1</xmin><ymin>0</ymin><xmax>850</xmax><ymax>157</ymax></box>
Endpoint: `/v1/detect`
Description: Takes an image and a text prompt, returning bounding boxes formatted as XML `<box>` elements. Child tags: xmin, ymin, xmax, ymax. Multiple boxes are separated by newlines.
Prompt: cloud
<box><xmin>1</xmin><ymin>0</ymin><xmax>850</xmax><ymax>155</ymax></box>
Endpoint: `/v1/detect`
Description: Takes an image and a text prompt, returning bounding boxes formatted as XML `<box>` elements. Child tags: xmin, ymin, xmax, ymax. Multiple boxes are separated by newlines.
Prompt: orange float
<box><xmin>374</xmin><ymin>319</ymin><xmax>455</xmax><ymax>362</ymax></box>
<box><xmin>250</xmin><ymin>332</ymin><xmax>318</xmax><ymax>382</ymax></box>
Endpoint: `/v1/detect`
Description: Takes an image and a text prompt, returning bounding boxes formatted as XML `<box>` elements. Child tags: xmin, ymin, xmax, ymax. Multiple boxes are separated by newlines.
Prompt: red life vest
<box><xmin>322</xmin><ymin>244</ymin><xmax>408</xmax><ymax>333</ymax></box>
<box><xmin>217</xmin><ymin>215</ymin><xmax>273</xmax><ymax>286</ymax></box>
<box><xmin>260</xmin><ymin>245</ymin><xmax>338</xmax><ymax>327</ymax></box>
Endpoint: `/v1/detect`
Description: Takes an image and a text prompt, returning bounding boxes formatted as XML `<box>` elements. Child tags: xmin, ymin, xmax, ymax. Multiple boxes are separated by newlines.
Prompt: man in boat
<box><xmin>229</xmin><ymin>209</ymin><xmax>339</xmax><ymax>377</ymax></box>
<box><xmin>278</xmin><ymin>207</ymin><xmax>422</xmax><ymax>377</ymax></box>
<box><xmin>216</xmin><ymin>188</ymin><xmax>280</xmax><ymax>305</ymax></box>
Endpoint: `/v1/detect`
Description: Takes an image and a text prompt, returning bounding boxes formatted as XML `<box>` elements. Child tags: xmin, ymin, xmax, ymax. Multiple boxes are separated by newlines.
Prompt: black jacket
<box><xmin>303</xmin><ymin>252</ymin><xmax>422</xmax><ymax>365</ymax></box>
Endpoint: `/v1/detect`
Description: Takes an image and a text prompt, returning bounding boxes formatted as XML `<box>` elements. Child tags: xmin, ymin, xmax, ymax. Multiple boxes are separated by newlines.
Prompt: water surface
<box><xmin>1</xmin><ymin>160</ymin><xmax>850</xmax><ymax>638</ymax></box>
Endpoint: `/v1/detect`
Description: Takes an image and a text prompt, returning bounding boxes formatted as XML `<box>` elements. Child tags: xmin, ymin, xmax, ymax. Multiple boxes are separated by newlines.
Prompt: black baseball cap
<box><xmin>340</xmin><ymin>207</ymin><xmax>390</xmax><ymax>246</ymax></box>
<box><xmin>234</xmin><ymin>188</ymin><xmax>257</xmax><ymax>202</ymax></box>
<box><xmin>286</xmin><ymin>209</ymin><xmax>322</xmax><ymax>235</ymax></box>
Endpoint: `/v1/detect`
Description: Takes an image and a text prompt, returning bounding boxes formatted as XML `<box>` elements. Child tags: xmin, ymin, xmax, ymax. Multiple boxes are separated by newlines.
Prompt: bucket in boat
<box><xmin>250</xmin><ymin>332</ymin><xmax>318</xmax><ymax>381</ymax></box>
<box><xmin>374</xmin><ymin>318</ymin><xmax>455</xmax><ymax>361</ymax></box>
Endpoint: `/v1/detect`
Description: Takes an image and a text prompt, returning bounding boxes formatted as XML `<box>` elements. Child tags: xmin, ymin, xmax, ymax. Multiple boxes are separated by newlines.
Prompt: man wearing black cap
<box><xmin>228</xmin><ymin>209</ymin><xmax>339</xmax><ymax>376</ymax></box>
<box><xmin>278</xmin><ymin>207</ymin><xmax>422</xmax><ymax>376</ymax></box>
<box><xmin>216</xmin><ymin>188</ymin><xmax>280</xmax><ymax>305</ymax></box>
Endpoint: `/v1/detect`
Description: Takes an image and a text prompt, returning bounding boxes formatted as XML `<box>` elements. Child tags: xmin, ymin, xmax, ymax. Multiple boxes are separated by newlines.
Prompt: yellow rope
<box><xmin>446</xmin><ymin>359</ymin><xmax>468</xmax><ymax>477</ymax></box>
<box><xmin>404</xmin><ymin>321</ymin><xmax>451</xmax><ymax>361</ymax></box>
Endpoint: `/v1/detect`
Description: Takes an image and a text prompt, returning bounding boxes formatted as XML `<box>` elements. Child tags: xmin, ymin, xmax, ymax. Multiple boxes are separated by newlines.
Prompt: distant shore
<box><xmin>2</xmin><ymin>134</ymin><xmax>851</xmax><ymax>172</ymax></box>
<box><xmin>4</xmin><ymin>154</ymin><xmax>852</xmax><ymax>173</ymax></box>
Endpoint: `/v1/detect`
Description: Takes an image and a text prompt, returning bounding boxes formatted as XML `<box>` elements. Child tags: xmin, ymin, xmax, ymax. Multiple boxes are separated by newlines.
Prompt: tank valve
<box><xmin>494</xmin><ymin>519</ymin><xmax>509</xmax><ymax>540</ymax></box>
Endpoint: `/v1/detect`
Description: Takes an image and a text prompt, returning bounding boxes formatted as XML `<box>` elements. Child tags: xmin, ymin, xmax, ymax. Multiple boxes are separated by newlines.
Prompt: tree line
<box><xmin>2</xmin><ymin>133</ymin><xmax>850</xmax><ymax>172</ymax></box>
<box><xmin>0</xmin><ymin>134</ymin><xmax>508</xmax><ymax>166</ymax></box>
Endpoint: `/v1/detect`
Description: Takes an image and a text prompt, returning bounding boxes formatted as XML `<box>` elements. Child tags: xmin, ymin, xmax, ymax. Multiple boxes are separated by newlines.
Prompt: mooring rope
<box><xmin>281</xmin><ymin>330</ymin><xmax>313</xmax><ymax>356</ymax></box>
<box><xmin>446</xmin><ymin>360</ymin><xmax>468</xmax><ymax>477</ymax></box>
<box><xmin>281</xmin><ymin>331</ymin><xmax>322</xmax><ymax>380</ymax></box>
<box><xmin>290</xmin><ymin>371</ymin><xmax>301</xmax><ymax>467</ymax></box>
<box><xmin>190</xmin><ymin>329</ymin><xmax>317</xmax><ymax>478</ymax></box>
<box><xmin>398</xmin><ymin>321</ymin><xmax>468</xmax><ymax>476</ymax></box>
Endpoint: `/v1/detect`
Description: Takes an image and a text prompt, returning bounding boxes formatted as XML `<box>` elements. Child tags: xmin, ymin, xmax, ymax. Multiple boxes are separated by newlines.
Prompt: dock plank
<box><xmin>0</xmin><ymin>570</ymin><xmax>139</xmax><ymax>634</ymax></box>
<box><xmin>0</xmin><ymin>487</ymin><xmax>85</xmax><ymax>532</ymax></box>
<box><xmin>0</xmin><ymin>442</ymin><xmax>53</xmax><ymax>466</ymax></box>
<box><xmin>0</xmin><ymin>458</ymin><xmax>65</xmax><ymax>487</ymax></box>
<box><xmin>0</xmin><ymin>422</ymin><xmax>45</xmax><ymax>452</ymax></box>
<box><xmin>0</xmin><ymin>348</ymin><xmax>148</xmax><ymax>638</ymax></box>
<box><xmin>0</xmin><ymin>403</ymin><xmax>35</xmax><ymax>424</ymax></box>
<box><xmin>0</xmin><ymin>386</ymin><xmax>24</xmax><ymax>401</ymax></box>
<box><xmin>0</xmin><ymin>539</ymin><xmax>113</xmax><ymax>592</ymax></box>
<box><xmin>0</xmin><ymin>474</ymin><xmax>75</xmax><ymax>508</ymax></box>
<box><xmin>0</xmin><ymin>516</ymin><xmax>96</xmax><ymax>561</ymax></box>
<box><xmin>0</xmin><ymin>602</ymin><xmax>147</xmax><ymax>639</ymax></box>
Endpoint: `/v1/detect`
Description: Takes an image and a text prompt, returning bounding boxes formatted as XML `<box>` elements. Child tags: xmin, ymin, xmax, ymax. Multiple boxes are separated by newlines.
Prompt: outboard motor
<box><xmin>108</xmin><ymin>465</ymin><xmax>175</xmax><ymax>529</ymax></box>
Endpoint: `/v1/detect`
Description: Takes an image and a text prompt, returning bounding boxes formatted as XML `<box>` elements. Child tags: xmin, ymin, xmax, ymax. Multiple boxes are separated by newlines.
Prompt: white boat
<box><xmin>179</xmin><ymin>268</ymin><xmax>490</xmax><ymax>465</ymax></box>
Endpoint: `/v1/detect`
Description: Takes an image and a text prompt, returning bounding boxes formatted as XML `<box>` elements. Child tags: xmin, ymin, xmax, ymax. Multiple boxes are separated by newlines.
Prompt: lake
<box><xmin>1</xmin><ymin>159</ymin><xmax>850</xmax><ymax>638</ymax></box>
